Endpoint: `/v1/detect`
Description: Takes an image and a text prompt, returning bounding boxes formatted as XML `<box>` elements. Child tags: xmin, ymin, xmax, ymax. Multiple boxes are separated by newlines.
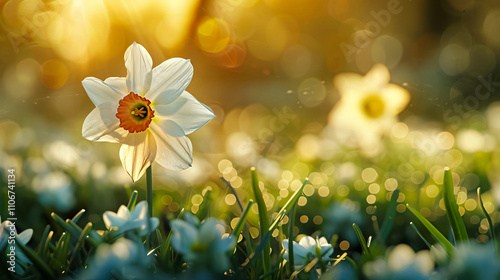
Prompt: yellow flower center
<box><xmin>116</xmin><ymin>92</ymin><xmax>155</xmax><ymax>133</ymax></box>
<box><xmin>190</xmin><ymin>242</ymin><xmax>207</xmax><ymax>253</ymax></box>
<box><xmin>362</xmin><ymin>94</ymin><xmax>385</xmax><ymax>118</ymax></box>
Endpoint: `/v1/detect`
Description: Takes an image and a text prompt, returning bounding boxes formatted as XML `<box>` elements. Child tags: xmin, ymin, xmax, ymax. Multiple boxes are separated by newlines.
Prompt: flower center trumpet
<box><xmin>116</xmin><ymin>92</ymin><xmax>155</xmax><ymax>133</ymax></box>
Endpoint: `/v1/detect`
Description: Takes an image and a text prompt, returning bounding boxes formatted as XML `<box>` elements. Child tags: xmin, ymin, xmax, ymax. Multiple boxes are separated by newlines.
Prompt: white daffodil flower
<box><xmin>103</xmin><ymin>201</ymin><xmax>158</xmax><ymax>237</ymax></box>
<box><xmin>0</xmin><ymin>219</ymin><xmax>33</xmax><ymax>274</ymax></box>
<box><xmin>82</xmin><ymin>42</ymin><xmax>215</xmax><ymax>181</ymax></box>
<box><xmin>170</xmin><ymin>213</ymin><xmax>236</xmax><ymax>272</ymax></box>
<box><xmin>282</xmin><ymin>236</ymin><xmax>333</xmax><ymax>269</ymax></box>
<box><xmin>327</xmin><ymin>64</ymin><xmax>410</xmax><ymax>155</ymax></box>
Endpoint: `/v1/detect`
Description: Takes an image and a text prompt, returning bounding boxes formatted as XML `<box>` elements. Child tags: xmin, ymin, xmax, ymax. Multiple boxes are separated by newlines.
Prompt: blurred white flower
<box><xmin>78</xmin><ymin>238</ymin><xmax>152</xmax><ymax>280</ymax></box>
<box><xmin>327</xmin><ymin>64</ymin><xmax>410</xmax><ymax>155</ymax></box>
<box><xmin>226</xmin><ymin>132</ymin><xmax>257</xmax><ymax>167</ymax></box>
<box><xmin>43</xmin><ymin>140</ymin><xmax>80</xmax><ymax>168</ymax></box>
<box><xmin>323</xmin><ymin>201</ymin><xmax>364</xmax><ymax>243</ymax></box>
<box><xmin>82</xmin><ymin>42</ymin><xmax>215</xmax><ymax>181</ymax></box>
<box><xmin>0</xmin><ymin>219</ymin><xmax>33</xmax><ymax>274</ymax></box>
<box><xmin>103</xmin><ymin>201</ymin><xmax>158</xmax><ymax>237</ymax></box>
<box><xmin>170</xmin><ymin>213</ymin><xmax>236</xmax><ymax>272</ymax></box>
<box><xmin>282</xmin><ymin>236</ymin><xmax>333</xmax><ymax>269</ymax></box>
<box><xmin>363</xmin><ymin>244</ymin><xmax>434</xmax><ymax>280</ymax></box>
<box><xmin>456</xmin><ymin>129</ymin><xmax>495</xmax><ymax>153</ymax></box>
<box><xmin>444</xmin><ymin>242</ymin><xmax>500</xmax><ymax>280</ymax></box>
<box><xmin>32</xmin><ymin>171</ymin><xmax>76</xmax><ymax>212</ymax></box>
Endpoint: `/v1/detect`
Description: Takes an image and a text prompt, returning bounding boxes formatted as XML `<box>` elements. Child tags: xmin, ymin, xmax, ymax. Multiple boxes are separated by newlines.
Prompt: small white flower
<box><xmin>170</xmin><ymin>213</ymin><xmax>236</xmax><ymax>272</ymax></box>
<box><xmin>282</xmin><ymin>236</ymin><xmax>333</xmax><ymax>269</ymax></box>
<box><xmin>327</xmin><ymin>64</ymin><xmax>410</xmax><ymax>155</ymax></box>
<box><xmin>82</xmin><ymin>42</ymin><xmax>215</xmax><ymax>181</ymax></box>
<box><xmin>103</xmin><ymin>201</ymin><xmax>158</xmax><ymax>236</ymax></box>
<box><xmin>0</xmin><ymin>219</ymin><xmax>33</xmax><ymax>274</ymax></box>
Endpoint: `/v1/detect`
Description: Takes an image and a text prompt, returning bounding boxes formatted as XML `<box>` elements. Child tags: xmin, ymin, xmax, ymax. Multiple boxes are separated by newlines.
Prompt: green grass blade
<box><xmin>161</xmin><ymin>209</ymin><xmax>184</xmax><ymax>259</ymax></box>
<box><xmin>477</xmin><ymin>187</ymin><xmax>497</xmax><ymax>253</ymax></box>
<box><xmin>155</xmin><ymin>229</ymin><xmax>164</xmax><ymax>251</ymax></box>
<box><xmin>232</xmin><ymin>200</ymin><xmax>254</xmax><ymax>240</ymax></box>
<box><xmin>36</xmin><ymin>225</ymin><xmax>51</xmax><ymax>253</ymax></box>
<box><xmin>196</xmin><ymin>189</ymin><xmax>212</xmax><ymax>220</ymax></box>
<box><xmin>68</xmin><ymin>220</ymin><xmax>99</xmax><ymax>247</ymax></box>
<box><xmin>17</xmin><ymin>241</ymin><xmax>55</xmax><ymax>279</ymax></box>
<box><xmin>406</xmin><ymin>204</ymin><xmax>454</xmax><ymax>257</ymax></box>
<box><xmin>42</xmin><ymin>231</ymin><xmax>54</xmax><ymax>262</ymax></box>
<box><xmin>52</xmin><ymin>232</ymin><xmax>70</xmax><ymax>273</ymax></box>
<box><xmin>288</xmin><ymin>204</ymin><xmax>297</xmax><ymax>277</ymax></box>
<box><xmin>69</xmin><ymin>222</ymin><xmax>92</xmax><ymax>269</ymax></box>
<box><xmin>250</xmin><ymin>168</ymin><xmax>270</xmax><ymax>279</ymax></box>
<box><xmin>378</xmin><ymin>189</ymin><xmax>399</xmax><ymax>243</ymax></box>
<box><xmin>51</xmin><ymin>213</ymin><xmax>79</xmax><ymax>237</ymax></box>
<box><xmin>443</xmin><ymin>168</ymin><xmax>468</xmax><ymax>244</ymax></box>
<box><xmin>410</xmin><ymin>222</ymin><xmax>432</xmax><ymax>249</ymax></box>
<box><xmin>71</xmin><ymin>209</ymin><xmax>86</xmax><ymax>224</ymax></box>
<box><xmin>269</xmin><ymin>178</ymin><xmax>308</xmax><ymax>231</ymax></box>
<box><xmin>127</xmin><ymin>190</ymin><xmax>138</xmax><ymax>211</ymax></box>
<box><xmin>352</xmin><ymin>223</ymin><xmax>371</xmax><ymax>256</ymax></box>
<box><xmin>241</xmin><ymin>229</ymin><xmax>273</xmax><ymax>270</ymax></box>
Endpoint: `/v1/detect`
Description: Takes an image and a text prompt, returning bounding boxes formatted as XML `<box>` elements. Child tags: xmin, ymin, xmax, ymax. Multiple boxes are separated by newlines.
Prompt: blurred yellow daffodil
<box><xmin>82</xmin><ymin>42</ymin><xmax>215</xmax><ymax>181</ymax></box>
<box><xmin>328</xmin><ymin>64</ymin><xmax>410</xmax><ymax>154</ymax></box>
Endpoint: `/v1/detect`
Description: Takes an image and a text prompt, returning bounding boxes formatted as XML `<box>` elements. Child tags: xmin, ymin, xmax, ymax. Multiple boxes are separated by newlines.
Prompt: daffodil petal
<box><xmin>199</xmin><ymin>218</ymin><xmax>223</xmax><ymax>242</ymax></box>
<box><xmin>119</xmin><ymin>130</ymin><xmax>157</xmax><ymax>182</ymax></box>
<box><xmin>170</xmin><ymin>220</ymin><xmax>198</xmax><ymax>255</ymax></box>
<box><xmin>103</xmin><ymin>211</ymin><xmax>127</xmax><ymax>230</ymax></box>
<box><xmin>381</xmin><ymin>84</ymin><xmax>410</xmax><ymax>114</ymax></box>
<box><xmin>299</xmin><ymin>236</ymin><xmax>317</xmax><ymax>250</ymax></box>
<box><xmin>282</xmin><ymin>239</ymin><xmax>290</xmax><ymax>250</ymax></box>
<box><xmin>125</xmin><ymin>42</ymin><xmax>153</xmax><ymax>95</ymax></box>
<box><xmin>150</xmin><ymin>122</ymin><xmax>193</xmax><ymax>170</ymax></box>
<box><xmin>184</xmin><ymin>213</ymin><xmax>200</xmax><ymax>226</ymax></box>
<box><xmin>318</xmin><ymin>237</ymin><xmax>329</xmax><ymax>246</ymax></box>
<box><xmin>334</xmin><ymin>73</ymin><xmax>362</xmax><ymax>96</ymax></box>
<box><xmin>153</xmin><ymin>119</ymin><xmax>186</xmax><ymax>137</ymax></box>
<box><xmin>154</xmin><ymin>91</ymin><xmax>215</xmax><ymax>135</ymax></box>
<box><xmin>320</xmin><ymin>244</ymin><xmax>334</xmax><ymax>257</ymax></box>
<box><xmin>283</xmin><ymin>251</ymin><xmax>290</xmax><ymax>262</ymax></box>
<box><xmin>137</xmin><ymin>217</ymin><xmax>159</xmax><ymax>236</ymax></box>
<box><xmin>214</xmin><ymin>235</ymin><xmax>236</xmax><ymax>253</ymax></box>
<box><xmin>363</xmin><ymin>64</ymin><xmax>390</xmax><ymax>89</ymax></box>
<box><xmin>95</xmin><ymin>127</ymin><xmax>130</xmax><ymax>144</ymax></box>
<box><xmin>146</xmin><ymin>58</ymin><xmax>193</xmax><ymax>103</ymax></box>
<box><xmin>292</xmin><ymin>240</ymin><xmax>308</xmax><ymax>258</ymax></box>
<box><xmin>17</xmin><ymin>229</ymin><xmax>33</xmax><ymax>245</ymax></box>
<box><xmin>130</xmin><ymin>201</ymin><xmax>148</xmax><ymax>221</ymax></box>
<box><xmin>104</xmin><ymin>77</ymin><xmax>129</xmax><ymax>95</ymax></box>
<box><xmin>117</xmin><ymin>205</ymin><xmax>131</xmax><ymax>220</ymax></box>
<box><xmin>82</xmin><ymin>102</ymin><xmax>120</xmax><ymax>142</ymax></box>
<box><xmin>82</xmin><ymin>77</ymin><xmax>125</xmax><ymax>106</ymax></box>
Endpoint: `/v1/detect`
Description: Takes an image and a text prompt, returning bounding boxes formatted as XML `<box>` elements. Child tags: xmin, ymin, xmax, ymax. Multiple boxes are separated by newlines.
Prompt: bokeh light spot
<box><xmin>40</xmin><ymin>59</ymin><xmax>68</xmax><ymax>89</ymax></box>
<box><xmin>197</xmin><ymin>17</ymin><xmax>231</xmax><ymax>53</ymax></box>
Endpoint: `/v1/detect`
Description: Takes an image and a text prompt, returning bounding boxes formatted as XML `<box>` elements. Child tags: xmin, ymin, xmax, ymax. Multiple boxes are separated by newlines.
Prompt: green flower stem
<box><xmin>147</xmin><ymin>166</ymin><xmax>153</xmax><ymax>218</ymax></box>
<box><xmin>146</xmin><ymin>166</ymin><xmax>153</xmax><ymax>244</ymax></box>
